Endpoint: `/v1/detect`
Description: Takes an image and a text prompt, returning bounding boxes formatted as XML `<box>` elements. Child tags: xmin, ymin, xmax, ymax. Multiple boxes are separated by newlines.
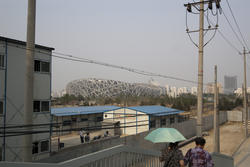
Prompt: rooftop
<box><xmin>127</xmin><ymin>105</ymin><xmax>185</xmax><ymax>116</ymax></box>
<box><xmin>51</xmin><ymin>105</ymin><xmax>185</xmax><ymax>117</ymax></box>
<box><xmin>51</xmin><ymin>106</ymin><xmax>122</xmax><ymax>116</ymax></box>
<box><xmin>0</xmin><ymin>36</ymin><xmax>54</xmax><ymax>51</ymax></box>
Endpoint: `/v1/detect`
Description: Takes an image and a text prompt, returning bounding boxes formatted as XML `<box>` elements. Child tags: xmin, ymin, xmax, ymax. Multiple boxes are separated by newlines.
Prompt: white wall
<box><xmin>104</xmin><ymin>108</ymin><xmax>149</xmax><ymax>136</ymax></box>
<box><xmin>227</xmin><ymin>110</ymin><xmax>242</xmax><ymax>122</ymax></box>
<box><xmin>0</xmin><ymin>41</ymin><xmax>52</xmax><ymax>162</ymax></box>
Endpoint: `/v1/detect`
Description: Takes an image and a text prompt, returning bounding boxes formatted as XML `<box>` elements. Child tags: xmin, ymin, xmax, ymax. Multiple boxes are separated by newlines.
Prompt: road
<box><xmin>233</xmin><ymin>136</ymin><xmax>250</xmax><ymax>167</ymax></box>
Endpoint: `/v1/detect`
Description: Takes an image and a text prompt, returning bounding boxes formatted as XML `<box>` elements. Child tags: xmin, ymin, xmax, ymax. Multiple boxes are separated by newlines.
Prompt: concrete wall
<box><xmin>0</xmin><ymin>41</ymin><xmax>52</xmax><ymax>162</ymax></box>
<box><xmin>37</xmin><ymin>136</ymin><xmax>122</xmax><ymax>163</ymax></box>
<box><xmin>202</xmin><ymin>111</ymin><xmax>228</xmax><ymax>131</ymax></box>
<box><xmin>104</xmin><ymin>108</ymin><xmax>149</xmax><ymax>135</ymax></box>
<box><xmin>126</xmin><ymin>112</ymin><xmax>228</xmax><ymax>151</ymax></box>
<box><xmin>227</xmin><ymin>110</ymin><xmax>242</xmax><ymax>122</ymax></box>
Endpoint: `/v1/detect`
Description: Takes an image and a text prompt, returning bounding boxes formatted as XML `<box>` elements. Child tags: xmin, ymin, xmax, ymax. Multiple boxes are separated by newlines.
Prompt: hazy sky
<box><xmin>0</xmin><ymin>0</ymin><xmax>250</xmax><ymax>91</ymax></box>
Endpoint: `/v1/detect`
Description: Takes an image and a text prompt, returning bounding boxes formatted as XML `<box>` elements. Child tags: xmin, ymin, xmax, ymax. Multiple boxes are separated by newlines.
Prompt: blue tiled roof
<box><xmin>51</xmin><ymin>106</ymin><xmax>121</xmax><ymax>116</ymax></box>
<box><xmin>127</xmin><ymin>105</ymin><xmax>184</xmax><ymax>116</ymax></box>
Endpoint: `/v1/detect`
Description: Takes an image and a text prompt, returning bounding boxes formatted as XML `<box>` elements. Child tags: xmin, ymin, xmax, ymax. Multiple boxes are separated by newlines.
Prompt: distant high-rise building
<box><xmin>224</xmin><ymin>75</ymin><xmax>237</xmax><ymax>94</ymax></box>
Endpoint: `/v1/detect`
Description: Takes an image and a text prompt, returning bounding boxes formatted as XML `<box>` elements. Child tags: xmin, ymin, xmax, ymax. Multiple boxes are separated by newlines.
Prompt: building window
<box><xmin>81</xmin><ymin>118</ymin><xmax>88</xmax><ymax>122</ymax></box>
<box><xmin>0</xmin><ymin>54</ymin><xmax>4</xmax><ymax>68</ymax></box>
<box><xmin>160</xmin><ymin>119</ymin><xmax>166</xmax><ymax>127</ymax></box>
<box><xmin>41</xmin><ymin>61</ymin><xmax>50</xmax><ymax>72</ymax></box>
<box><xmin>0</xmin><ymin>147</ymin><xmax>2</xmax><ymax>161</ymax></box>
<box><xmin>170</xmin><ymin>116</ymin><xmax>175</xmax><ymax>124</ymax></box>
<box><xmin>96</xmin><ymin>117</ymin><xmax>103</xmax><ymax>122</ymax></box>
<box><xmin>34</xmin><ymin>60</ymin><xmax>40</xmax><ymax>72</ymax></box>
<box><xmin>32</xmin><ymin>140</ymin><xmax>49</xmax><ymax>154</ymax></box>
<box><xmin>33</xmin><ymin>101</ymin><xmax>40</xmax><ymax>112</ymax></box>
<box><xmin>34</xmin><ymin>60</ymin><xmax>50</xmax><ymax>73</ymax></box>
<box><xmin>178</xmin><ymin>116</ymin><xmax>183</xmax><ymax>123</ymax></box>
<box><xmin>150</xmin><ymin>120</ymin><xmax>156</xmax><ymax>129</ymax></box>
<box><xmin>0</xmin><ymin>101</ymin><xmax>3</xmax><ymax>115</ymax></box>
<box><xmin>32</xmin><ymin>142</ymin><xmax>39</xmax><ymax>154</ymax></box>
<box><xmin>33</xmin><ymin>101</ymin><xmax>50</xmax><ymax>112</ymax></box>
<box><xmin>72</xmin><ymin>117</ymin><xmax>77</xmax><ymax>122</ymax></box>
<box><xmin>63</xmin><ymin>120</ymin><xmax>72</xmax><ymax>126</ymax></box>
<box><xmin>40</xmin><ymin>140</ymin><xmax>49</xmax><ymax>152</ymax></box>
<box><xmin>41</xmin><ymin>101</ymin><xmax>50</xmax><ymax>111</ymax></box>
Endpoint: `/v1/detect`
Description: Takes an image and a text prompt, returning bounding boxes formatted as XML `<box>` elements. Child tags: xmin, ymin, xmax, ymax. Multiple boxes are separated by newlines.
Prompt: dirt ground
<box><xmin>181</xmin><ymin>122</ymin><xmax>244</xmax><ymax>156</ymax></box>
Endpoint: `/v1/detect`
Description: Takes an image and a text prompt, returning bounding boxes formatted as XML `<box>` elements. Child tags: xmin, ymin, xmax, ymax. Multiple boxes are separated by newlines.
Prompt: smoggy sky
<box><xmin>0</xmin><ymin>0</ymin><xmax>250</xmax><ymax>91</ymax></box>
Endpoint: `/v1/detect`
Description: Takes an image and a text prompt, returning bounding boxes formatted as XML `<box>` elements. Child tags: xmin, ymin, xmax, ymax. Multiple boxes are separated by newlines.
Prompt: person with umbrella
<box><xmin>144</xmin><ymin>128</ymin><xmax>186</xmax><ymax>167</ymax></box>
<box><xmin>160</xmin><ymin>142</ymin><xmax>185</xmax><ymax>167</ymax></box>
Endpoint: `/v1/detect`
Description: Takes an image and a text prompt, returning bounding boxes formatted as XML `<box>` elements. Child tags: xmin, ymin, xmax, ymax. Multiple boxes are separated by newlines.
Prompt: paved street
<box><xmin>233</xmin><ymin>136</ymin><xmax>250</xmax><ymax>167</ymax></box>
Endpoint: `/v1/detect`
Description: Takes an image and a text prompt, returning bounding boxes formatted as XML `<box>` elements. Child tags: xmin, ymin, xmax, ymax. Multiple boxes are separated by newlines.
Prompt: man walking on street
<box><xmin>184</xmin><ymin>137</ymin><xmax>214</xmax><ymax>167</ymax></box>
<box><xmin>80</xmin><ymin>129</ymin><xmax>84</xmax><ymax>143</ymax></box>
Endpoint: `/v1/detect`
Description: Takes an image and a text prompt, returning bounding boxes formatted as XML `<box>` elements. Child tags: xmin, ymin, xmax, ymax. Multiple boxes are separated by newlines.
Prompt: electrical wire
<box><xmin>0</xmin><ymin>123</ymin><xmax>150</xmax><ymax>138</ymax></box>
<box><xmin>205</xmin><ymin>13</ymin><xmax>241</xmax><ymax>54</ymax></box>
<box><xmin>185</xmin><ymin>5</ymin><xmax>219</xmax><ymax>48</ymax></box>
<box><xmin>225</xmin><ymin>0</ymin><xmax>250</xmax><ymax>52</ymax></box>
<box><xmin>7</xmin><ymin>37</ymin><xmax>235</xmax><ymax>89</ymax></box>
<box><xmin>0</xmin><ymin>109</ymin><xmax>184</xmax><ymax>130</ymax></box>
<box><xmin>185</xmin><ymin>10</ymin><xmax>199</xmax><ymax>48</ymax></box>
<box><xmin>203</xmin><ymin>9</ymin><xmax>218</xmax><ymax>47</ymax></box>
<box><xmin>7</xmin><ymin>43</ymin><xmax>199</xmax><ymax>85</ymax></box>
<box><xmin>221</xmin><ymin>8</ymin><xmax>245</xmax><ymax>48</ymax></box>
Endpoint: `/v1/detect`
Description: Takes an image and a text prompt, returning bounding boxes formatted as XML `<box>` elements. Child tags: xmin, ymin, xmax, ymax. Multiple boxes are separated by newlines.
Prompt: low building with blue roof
<box><xmin>103</xmin><ymin>105</ymin><xmax>188</xmax><ymax>135</ymax></box>
<box><xmin>51</xmin><ymin>106</ymin><xmax>121</xmax><ymax>136</ymax></box>
<box><xmin>51</xmin><ymin>105</ymin><xmax>188</xmax><ymax>137</ymax></box>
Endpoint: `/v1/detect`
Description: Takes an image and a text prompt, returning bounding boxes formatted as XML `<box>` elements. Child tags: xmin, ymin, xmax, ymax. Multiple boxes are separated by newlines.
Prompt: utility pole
<box><xmin>197</xmin><ymin>0</ymin><xmax>204</xmax><ymax>137</ymax></box>
<box><xmin>213</xmin><ymin>65</ymin><xmax>220</xmax><ymax>152</ymax></box>
<box><xmin>243</xmin><ymin>47</ymin><xmax>248</xmax><ymax>138</ymax></box>
<box><xmin>23</xmin><ymin>0</ymin><xmax>36</xmax><ymax>162</ymax></box>
<box><xmin>184</xmin><ymin>0</ymin><xmax>221</xmax><ymax>137</ymax></box>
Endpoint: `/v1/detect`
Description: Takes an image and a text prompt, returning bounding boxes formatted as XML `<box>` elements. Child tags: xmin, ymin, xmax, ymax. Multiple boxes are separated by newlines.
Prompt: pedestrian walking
<box><xmin>160</xmin><ymin>142</ymin><xmax>185</xmax><ymax>167</ymax></box>
<box><xmin>104</xmin><ymin>131</ymin><xmax>109</xmax><ymax>137</ymax></box>
<box><xmin>85</xmin><ymin>132</ymin><xmax>90</xmax><ymax>142</ymax></box>
<box><xmin>184</xmin><ymin>137</ymin><xmax>214</xmax><ymax>167</ymax></box>
<box><xmin>80</xmin><ymin>129</ymin><xmax>84</xmax><ymax>143</ymax></box>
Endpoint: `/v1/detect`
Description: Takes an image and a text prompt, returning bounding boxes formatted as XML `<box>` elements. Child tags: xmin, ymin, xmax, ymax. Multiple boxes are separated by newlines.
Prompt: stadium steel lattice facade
<box><xmin>66</xmin><ymin>78</ymin><xmax>167</xmax><ymax>98</ymax></box>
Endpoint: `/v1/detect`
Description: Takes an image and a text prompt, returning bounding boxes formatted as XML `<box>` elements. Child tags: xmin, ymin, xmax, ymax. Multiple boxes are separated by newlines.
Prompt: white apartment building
<box><xmin>165</xmin><ymin>85</ymin><xmax>170</xmax><ymax>95</ymax></box>
<box><xmin>169</xmin><ymin>86</ymin><xmax>177</xmax><ymax>97</ymax></box>
<box><xmin>234</xmin><ymin>87</ymin><xmax>250</xmax><ymax>96</ymax></box>
<box><xmin>0</xmin><ymin>36</ymin><xmax>54</xmax><ymax>161</ymax></box>
<box><xmin>191</xmin><ymin>87</ymin><xmax>197</xmax><ymax>95</ymax></box>
<box><xmin>177</xmin><ymin>87</ymin><xmax>188</xmax><ymax>95</ymax></box>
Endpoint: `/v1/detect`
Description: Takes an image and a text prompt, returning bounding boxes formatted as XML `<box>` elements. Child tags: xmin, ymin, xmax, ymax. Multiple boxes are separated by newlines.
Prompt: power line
<box><xmin>225</xmin><ymin>0</ymin><xmax>250</xmax><ymax>51</ymax></box>
<box><xmin>8</xmin><ymin>38</ymin><xmax>238</xmax><ymax>89</ymax></box>
<box><xmin>221</xmin><ymin>8</ymin><xmax>245</xmax><ymax>48</ymax></box>
<box><xmin>53</xmin><ymin>53</ymin><xmax>198</xmax><ymax>84</ymax></box>
<box><xmin>0</xmin><ymin>109</ymin><xmax>185</xmax><ymax>130</ymax></box>
<box><xmin>0</xmin><ymin>122</ymin><xmax>150</xmax><ymax>138</ymax></box>
<box><xmin>7</xmin><ymin>43</ymin><xmax>199</xmax><ymax>85</ymax></box>
<box><xmin>204</xmin><ymin>13</ymin><xmax>241</xmax><ymax>54</ymax></box>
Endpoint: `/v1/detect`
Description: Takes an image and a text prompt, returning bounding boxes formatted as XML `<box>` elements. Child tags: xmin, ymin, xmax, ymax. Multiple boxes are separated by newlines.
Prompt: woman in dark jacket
<box><xmin>160</xmin><ymin>142</ymin><xmax>185</xmax><ymax>167</ymax></box>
